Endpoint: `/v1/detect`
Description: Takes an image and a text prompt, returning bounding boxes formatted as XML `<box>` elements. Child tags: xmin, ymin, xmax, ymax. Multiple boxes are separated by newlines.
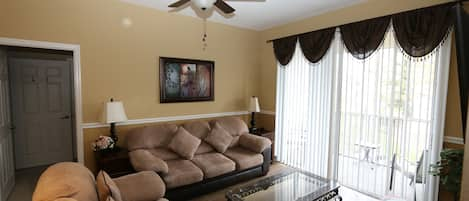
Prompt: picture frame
<box><xmin>159</xmin><ymin>57</ymin><xmax>214</xmax><ymax>103</ymax></box>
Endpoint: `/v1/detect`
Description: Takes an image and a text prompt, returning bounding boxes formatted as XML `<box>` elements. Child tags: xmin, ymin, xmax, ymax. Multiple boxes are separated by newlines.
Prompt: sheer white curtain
<box><xmin>275</xmin><ymin>33</ymin><xmax>339</xmax><ymax>178</ymax></box>
<box><xmin>335</xmin><ymin>28</ymin><xmax>451</xmax><ymax>200</ymax></box>
<box><xmin>275</xmin><ymin>27</ymin><xmax>452</xmax><ymax>201</ymax></box>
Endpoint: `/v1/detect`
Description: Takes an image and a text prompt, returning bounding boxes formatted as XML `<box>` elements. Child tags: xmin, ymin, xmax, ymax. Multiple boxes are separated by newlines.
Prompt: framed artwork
<box><xmin>159</xmin><ymin>57</ymin><xmax>214</xmax><ymax>103</ymax></box>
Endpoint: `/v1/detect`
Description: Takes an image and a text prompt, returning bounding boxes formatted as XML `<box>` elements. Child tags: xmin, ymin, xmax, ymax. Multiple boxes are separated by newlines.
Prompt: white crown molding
<box><xmin>82</xmin><ymin>111</ymin><xmax>250</xmax><ymax>129</ymax></box>
<box><xmin>260</xmin><ymin>110</ymin><xmax>276</xmax><ymax>115</ymax></box>
<box><xmin>443</xmin><ymin>136</ymin><xmax>465</xmax><ymax>145</ymax></box>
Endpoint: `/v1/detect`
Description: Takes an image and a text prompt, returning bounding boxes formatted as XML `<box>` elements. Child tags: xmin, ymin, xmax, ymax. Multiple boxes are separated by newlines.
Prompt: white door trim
<box><xmin>0</xmin><ymin>37</ymin><xmax>84</xmax><ymax>164</ymax></box>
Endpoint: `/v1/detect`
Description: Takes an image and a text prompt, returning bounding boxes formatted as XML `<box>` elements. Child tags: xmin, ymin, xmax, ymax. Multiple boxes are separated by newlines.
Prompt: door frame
<box><xmin>0</xmin><ymin>37</ymin><xmax>84</xmax><ymax>164</ymax></box>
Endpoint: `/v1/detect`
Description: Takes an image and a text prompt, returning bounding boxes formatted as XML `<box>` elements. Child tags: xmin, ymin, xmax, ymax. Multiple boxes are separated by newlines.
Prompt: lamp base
<box><xmin>110</xmin><ymin>122</ymin><xmax>118</xmax><ymax>143</ymax></box>
<box><xmin>249</xmin><ymin>112</ymin><xmax>258</xmax><ymax>134</ymax></box>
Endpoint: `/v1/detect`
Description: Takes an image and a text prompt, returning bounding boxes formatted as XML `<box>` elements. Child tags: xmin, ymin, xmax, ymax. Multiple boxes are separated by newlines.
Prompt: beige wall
<box><xmin>461</xmin><ymin>107</ymin><xmax>469</xmax><ymax>201</ymax></box>
<box><xmin>0</xmin><ymin>0</ymin><xmax>261</xmax><ymax>123</ymax></box>
<box><xmin>0</xmin><ymin>0</ymin><xmax>262</xmax><ymax>171</ymax></box>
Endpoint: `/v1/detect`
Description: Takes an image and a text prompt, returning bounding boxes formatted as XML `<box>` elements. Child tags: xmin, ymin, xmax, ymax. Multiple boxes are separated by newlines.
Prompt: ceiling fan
<box><xmin>169</xmin><ymin>0</ymin><xmax>236</xmax><ymax>14</ymax></box>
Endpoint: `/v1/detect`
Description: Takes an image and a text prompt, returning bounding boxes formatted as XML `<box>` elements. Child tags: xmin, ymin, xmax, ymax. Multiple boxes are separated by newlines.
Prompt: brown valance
<box><xmin>273</xmin><ymin>36</ymin><xmax>297</xmax><ymax>66</ymax></box>
<box><xmin>272</xmin><ymin>3</ymin><xmax>455</xmax><ymax>65</ymax></box>
<box><xmin>340</xmin><ymin>16</ymin><xmax>391</xmax><ymax>60</ymax></box>
<box><xmin>392</xmin><ymin>4</ymin><xmax>454</xmax><ymax>57</ymax></box>
<box><xmin>299</xmin><ymin>28</ymin><xmax>336</xmax><ymax>63</ymax></box>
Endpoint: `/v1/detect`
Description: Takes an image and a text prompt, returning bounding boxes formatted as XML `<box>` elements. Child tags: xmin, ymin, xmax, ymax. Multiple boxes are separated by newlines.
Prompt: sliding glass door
<box><xmin>275</xmin><ymin>29</ymin><xmax>452</xmax><ymax>201</ymax></box>
<box><xmin>336</xmin><ymin>30</ymin><xmax>452</xmax><ymax>201</ymax></box>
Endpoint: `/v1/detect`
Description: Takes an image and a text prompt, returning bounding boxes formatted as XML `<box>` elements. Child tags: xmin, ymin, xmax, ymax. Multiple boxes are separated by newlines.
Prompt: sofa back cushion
<box><xmin>127</xmin><ymin>124</ymin><xmax>178</xmax><ymax>151</ymax></box>
<box><xmin>212</xmin><ymin>117</ymin><xmax>249</xmax><ymax>136</ymax></box>
<box><xmin>182</xmin><ymin>121</ymin><xmax>211</xmax><ymax>139</ymax></box>
<box><xmin>212</xmin><ymin>117</ymin><xmax>249</xmax><ymax>147</ymax></box>
<box><xmin>32</xmin><ymin>162</ymin><xmax>99</xmax><ymax>201</ymax></box>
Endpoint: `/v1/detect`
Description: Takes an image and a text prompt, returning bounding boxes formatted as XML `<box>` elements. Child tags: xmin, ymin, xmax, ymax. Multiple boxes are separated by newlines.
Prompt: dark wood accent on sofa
<box><xmin>94</xmin><ymin>148</ymin><xmax>134</xmax><ymax>178</ymax></box>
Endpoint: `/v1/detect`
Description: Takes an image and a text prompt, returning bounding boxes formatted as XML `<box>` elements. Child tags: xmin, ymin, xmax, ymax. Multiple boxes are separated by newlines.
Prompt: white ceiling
<box><xmin>120</xmin><ymin>0</ymin><xmax>365</xmax><ymax>30</ymax></box>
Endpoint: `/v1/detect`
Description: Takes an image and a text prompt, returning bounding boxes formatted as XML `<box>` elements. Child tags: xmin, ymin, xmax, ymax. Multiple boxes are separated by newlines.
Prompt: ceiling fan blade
<box><xmin>214</xmin><ymin>0</ymin><xmax>235</xmax><ymax>14</ymax></box>
<box><xmin>168</xmin><ymin>0</ymin><xmax>190</xmax><ymax>8</ymax></box>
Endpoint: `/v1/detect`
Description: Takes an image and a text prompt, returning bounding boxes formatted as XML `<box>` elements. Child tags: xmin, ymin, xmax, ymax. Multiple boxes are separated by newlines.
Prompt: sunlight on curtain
<box><xmin>275</xmin><ymin>35</ymin><xmax>339</xmax><ymax>178</ymax></box>
<box><xmin>275</xmin><ymin>27</ymin><xmax>452</xmax><ymax>201</ymax></box>
<box><xmin>336</xmin><ymin>28</ymin><xmax>452</xmax><ymax>200</ymax></box>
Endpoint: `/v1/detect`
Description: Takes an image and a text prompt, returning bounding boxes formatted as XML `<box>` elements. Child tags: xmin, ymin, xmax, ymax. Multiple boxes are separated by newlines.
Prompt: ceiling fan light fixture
<box><xmin>193</xmin><ymin>0</ymin><xmax>216</xmax><ymax>10</ymax></box>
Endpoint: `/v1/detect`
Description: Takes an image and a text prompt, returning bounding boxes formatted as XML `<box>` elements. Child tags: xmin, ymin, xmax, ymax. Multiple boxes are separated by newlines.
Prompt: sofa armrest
<box><xmin>239</xmin><ymin>134</ymin><xmax>272</xmax><ymax>153</ymax></box>
<box><xmin>129</xmin><ymin>149</ymin><xmax>168</xmax><ymax>174</ymax></box>
<box><xmin>113</xmin><ymin>171</ymin><xmax>166</xmax><ymax>201</ymax></box>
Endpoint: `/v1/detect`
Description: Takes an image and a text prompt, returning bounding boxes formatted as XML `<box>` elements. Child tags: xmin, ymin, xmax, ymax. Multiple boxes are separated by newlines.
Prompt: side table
<box><xmin>94</xmin><ymin>147</ymin><xmax>134</xmax><ymax>178</ymax></box>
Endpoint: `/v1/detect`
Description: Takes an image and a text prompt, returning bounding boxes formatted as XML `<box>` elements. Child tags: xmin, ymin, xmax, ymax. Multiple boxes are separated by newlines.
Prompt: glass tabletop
<box><xmin>226</xmin><ymin>170</ymin><xmax>340</xmax><ymax>201</ymax></box>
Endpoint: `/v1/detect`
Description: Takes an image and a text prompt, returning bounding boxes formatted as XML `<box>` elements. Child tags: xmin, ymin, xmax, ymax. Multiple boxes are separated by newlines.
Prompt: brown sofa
<box><xmin>127</xmin><ymin>117</ymin><xmax>272</xmax><ymax>201</ymax></box>
<box><xmin>32</xmin><ymin>162</ymin><xmax>167</xmax><ymax>201</ymax></box>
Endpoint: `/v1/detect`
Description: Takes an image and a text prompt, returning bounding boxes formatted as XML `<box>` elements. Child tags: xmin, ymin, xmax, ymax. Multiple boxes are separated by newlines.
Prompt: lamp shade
<box><xmin>102</xmin><ymin>101</ymin><xmax>128</xmax><ymax>123</ymax></box>
<box><xmin>249</xmin><ymin>96</ymin><xmax>260</xmax><ymax>112</ymax></box>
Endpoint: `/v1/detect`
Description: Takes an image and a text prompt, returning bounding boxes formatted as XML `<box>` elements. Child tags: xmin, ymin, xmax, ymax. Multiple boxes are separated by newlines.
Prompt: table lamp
<box><xmin>249</xmin><ymin>96</ymin><xmax>260</xmax><ymax>133</ymax></box>
<box><xmin>102</xmin><ymin>98</ymin><xmax>128</xmax><ymax>143</ymax></box>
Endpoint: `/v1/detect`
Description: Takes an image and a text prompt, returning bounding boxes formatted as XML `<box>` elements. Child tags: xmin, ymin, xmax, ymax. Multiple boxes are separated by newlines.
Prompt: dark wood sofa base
<box><xmin>165</xmin><ymin>147</ymin><xmax>272</xmax><ymax>201</ymax></box>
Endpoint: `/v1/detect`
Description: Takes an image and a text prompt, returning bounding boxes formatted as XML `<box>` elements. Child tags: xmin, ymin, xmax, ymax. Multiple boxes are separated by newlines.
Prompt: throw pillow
<box><xmin>204</xmin><ymin>122</ymin><xmax>233</xmax><ymax>153</ymax></box>
<box><xmin>96</xmin><ymin>171</ymin><xmax>123</xmax><ymax>201</ymax></box>
<box><xmin>168</xmin><ymin>127</ymin><xmax>201</xmax><ymax>160</ymax></box>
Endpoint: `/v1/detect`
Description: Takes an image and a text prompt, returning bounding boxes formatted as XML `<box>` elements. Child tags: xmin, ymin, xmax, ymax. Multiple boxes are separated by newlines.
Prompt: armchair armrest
<box><xmin>129</xmin><ymin>149</ymin><xmax>168</xmax><ymax>174</ymax></box>
<box><xmin>239</xmin><ymin>134</ymin><xmax>272</xmax><ymax>153</ymax></box>
<box><xmin>113</xmin><ymin>171</ymin><xmax>165</xmax><ymax>201</ymax></box>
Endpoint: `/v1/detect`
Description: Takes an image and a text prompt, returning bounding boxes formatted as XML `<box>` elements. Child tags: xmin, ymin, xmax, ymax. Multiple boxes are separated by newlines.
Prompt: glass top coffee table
<box><xmin>226</xmin><ymin>170</ymin><xmax>342</xmax><ymax>201</ymax></box>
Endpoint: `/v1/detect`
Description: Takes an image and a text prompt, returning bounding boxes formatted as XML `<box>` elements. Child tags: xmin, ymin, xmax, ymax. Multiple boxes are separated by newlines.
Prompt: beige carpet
<box><xmin>7</xmin><ymin>165</ymin><xmax>48</xmax><ymax>201</ymax></box>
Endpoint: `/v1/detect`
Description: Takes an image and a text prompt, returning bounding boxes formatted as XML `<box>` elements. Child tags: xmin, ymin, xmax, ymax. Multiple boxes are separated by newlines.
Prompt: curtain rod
<box><xmin>266</xmin><ymin>1</ymin><xmax>464</xmax><ymax>43</ymax></box>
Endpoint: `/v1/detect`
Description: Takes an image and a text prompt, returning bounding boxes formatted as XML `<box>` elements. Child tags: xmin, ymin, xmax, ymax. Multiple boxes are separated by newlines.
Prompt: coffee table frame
<box><xmin>226</xmin><ymin>170</ymin><xmax>342</xmax><ymax>201</ymax></box>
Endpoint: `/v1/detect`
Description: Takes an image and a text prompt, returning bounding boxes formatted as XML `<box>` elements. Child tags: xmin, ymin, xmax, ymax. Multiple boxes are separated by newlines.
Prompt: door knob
<box><xmin>60</xmin><ymin>115</ymin><xmax>71</xmax><ymax>119</ymax></box>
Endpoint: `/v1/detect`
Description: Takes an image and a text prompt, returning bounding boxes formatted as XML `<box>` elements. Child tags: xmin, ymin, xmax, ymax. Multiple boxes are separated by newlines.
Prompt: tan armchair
<box><xmin>32</xmin><ymin>162</ymin><xmax>167</xmax><ymax>201</ymax></box>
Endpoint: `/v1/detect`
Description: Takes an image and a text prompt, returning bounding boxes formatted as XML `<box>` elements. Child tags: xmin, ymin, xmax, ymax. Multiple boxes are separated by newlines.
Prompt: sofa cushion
<box><xmin>204</xmin><ymin>123</ymin><xmax>233</xmax><ymax>153</ymax></box>
<box><xmin>129</xmin><ymin>149</ymin><xmax>169</xmax><ymax>174</ymax></box>
<box><xmin>127</xmin><ymin>124</ymin><xmax>178</xmax><ymax>151</ymax></box>
<box><xmin>229</xmin><ymin>136</ymin><xmax>241</xmax><ymax>148</ymax></box>
<box><xmin>182</xmin><ymin>121</ymin><xmax>211</xmax><ymax>139</ymax></box>
<box><xmin>212</xmin><ymin>117</ymin><xmax>249</xmax><ymax>148</ymax></box>
<box><xmin>224</xmin><ymin>147</ymin><xmax>263</xmax><ymax>170</ymax></box>
<box><xmin>32</xmin><ymin>162</ymin><xmax>98</xmax><ymax>201</ymax></box>
<box><xmin>162</xmin><ymin>160</ymin><xmax>204</xmax><ymax>189</ymax></box>
<box><xmin>96</xmin><ymin>171</ymin><xmax>123</xmax><ymax>201</ymax></box>
<box><xmin>212</xmin><ymin>117</ymin><xmax>249</xmax><ymax>136</ymax></box>
<box><xmin>114</xmin><ymin>171</ymin><xmax>165</xmax><ymax>201</ymax></box>
<box><xmin>148</xmin><ymin>148</ymin><xmax>180</xmax><ymax>160</ymax></box>
<box><xmin>168</xmin><ymin>127</ymin><xmax>201</xmax><ymax>160</ymax></box>
<box><xmin>195</xmin><ymin>142</ymin><xmax>215</xmax><ymax>154</ymax></box>
<box><xmin>191</xmin><ymin>153</ymin><xmax>236</xmax><ymax>179</ymax></box>
<box><xmin>239</xmin><ymin>134</ymin><xmax>272</xmax><ymax>153</ymax></box>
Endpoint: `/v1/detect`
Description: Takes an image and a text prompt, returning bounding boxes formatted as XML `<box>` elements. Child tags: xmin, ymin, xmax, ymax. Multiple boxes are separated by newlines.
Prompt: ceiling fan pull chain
<box><xmin>202</xmin><ymin>18</ymin><xmax>208</xmax><ymax>51</ymax></box>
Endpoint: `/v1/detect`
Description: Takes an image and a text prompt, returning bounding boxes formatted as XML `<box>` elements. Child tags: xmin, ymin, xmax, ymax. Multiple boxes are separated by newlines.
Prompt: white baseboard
<box><xmin>443</xmin><ymin>136</ymin><xmax>465</xmax><ymax>145</ymax></box>
<box><xmin>82</xmin><ymin>111</ymin><xmax>249</xmax><ymax>129</ymax></box>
